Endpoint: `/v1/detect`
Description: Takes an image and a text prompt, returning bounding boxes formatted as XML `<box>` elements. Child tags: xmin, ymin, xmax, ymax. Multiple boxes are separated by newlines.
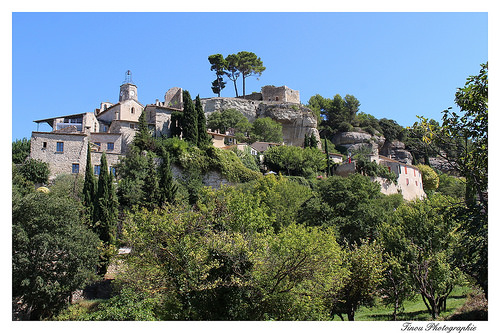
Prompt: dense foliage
<box><xmin>12</xmin><ymin>137</ymin><xmax>31</xmax><ymax>164</ymax></box>
<box><xmin>12</xmin><ymin>186</ymin><xmax>100</xmax><ymax>319</ymax></box>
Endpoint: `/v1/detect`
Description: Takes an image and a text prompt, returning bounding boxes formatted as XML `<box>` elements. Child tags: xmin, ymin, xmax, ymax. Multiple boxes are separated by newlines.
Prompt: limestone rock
<box><xmin>257</xmin><ymin>103</ymin><xmax>320</xmax><ymax>147</ymax></box>
<box><xmin>201</xmin><ymin>98</ymin><xmax>320</xmax><ymax>148</ymax></box>
<box><xmin>380</xmin><ymin>140</ymin><xmax>413</xmax><ymax>165</ymax></box>
<box><xmin>332</xmin><ymin>131</ymin><xmax>385</xmax><ymax>154</ymax></box>
<box><xmin>201</xmin><ymin>97</ymin><xmax>259</xmax><ymax>122</ymax></box>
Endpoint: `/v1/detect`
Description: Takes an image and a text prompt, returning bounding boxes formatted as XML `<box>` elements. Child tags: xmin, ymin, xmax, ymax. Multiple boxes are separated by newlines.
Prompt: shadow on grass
<box><xmin>448</xmin><ymin>294</ymin><xmax>467</xmax><ymax>300</ymax></box>
<box><xmin>363</xmin><ymin>310</ymin><xmax>430</xmax><ymax>321</ymax></box>
<box><xmin>447</xmin><ymin>309</ymin><xmax>488</xmax><ymax>321</ymax></box>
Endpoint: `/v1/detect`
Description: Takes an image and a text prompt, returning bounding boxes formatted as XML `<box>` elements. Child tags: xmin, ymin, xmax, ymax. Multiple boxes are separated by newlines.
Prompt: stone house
<box><xmin>331</xmin><ymin>154</ymin><xmax>426</xmax><ymax>201</ymax></box>
<box><xmin>30</xmin><ymin>72</ymin><xmax>182</xmax><ymax>179</ymax></box>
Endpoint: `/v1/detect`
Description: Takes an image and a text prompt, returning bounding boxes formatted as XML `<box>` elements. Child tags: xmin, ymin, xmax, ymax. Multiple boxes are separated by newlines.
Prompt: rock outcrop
<box><xmin>332</xmin><ymin>131</ymin><xmax>385</xmax><ymax>154</ymax></box>
<box><xmin>380</xmin><ymin>140</ymin><xmax>413</xmax><ymax>165</ymax></box>
<box><xmin>257</xmin><ymin>103</ymin><xmax>320</xmax><ymax>147</ymax></box>
<box><xmin>201</xmin><ymin>97</ymin><xmax>320</xmax><ymax>147</ymax></box>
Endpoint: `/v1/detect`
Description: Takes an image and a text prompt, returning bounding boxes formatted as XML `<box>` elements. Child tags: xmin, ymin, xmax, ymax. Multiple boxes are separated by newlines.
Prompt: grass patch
<box><xmin>333</xmin><ymin>285</ymin><xmax>474</xmax><ymax>321</ymax></box>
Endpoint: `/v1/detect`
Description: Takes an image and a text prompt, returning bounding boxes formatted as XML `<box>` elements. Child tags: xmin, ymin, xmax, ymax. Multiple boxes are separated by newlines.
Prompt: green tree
<box><xmin>182</xmin><ymin>90</ymin><xmax>198</xmax><ymax>144</ymax></box>
<box><xmin>18</xmin><ymin>158</ymin><xmax>50</xmax><ymax>184</ymax></box>
<box><xmin>12</xmin><ymin>137</ymin><xmax>31</xmax><ymax>164</ymax></box>
<box><xmin>417</xmin><ymin>164</ymin><xmax>439</xmax><ymax>192</ymax></box>
<box><xmin>170</xmin><ymin>111</ymin><xmax>184</xmax><ymax>138</ymax></box>
<box><xmin>142</xmin><ymin>152</ymin><xmax>160</xmax><ymax>210</ymax></box>
<box><xmin>381</xmin><ymin>194</ymin><xmax>465</xmax><ymax>319</ymax></box>
<box><xmin>82</xmin><ymin>142</ymin><xmax>96</xmax><ymax>219</ymax></box>
<box><xmin>12</xmin><ymin>192</ymin><xmax>100</xmax><ymax>319</ymax></box>
<box><xmin>330</xmin><ymin>240</ymin><xmax>387</xmax><ymax>321</ymax></box>
<box><xmin>93</xmin><ymin>152</ymin><xmax>117</xmax><ymax>244</ymax></box>
<box><xmin>252</xmin><ymin>223</ymin><xmax>348</xmax><ymax>320</ymax></box>
<box><xmin>134</xmin><ymin>110</ymin><xmax>153</xmax><ymax>151</ymax></box>
<box><xmin>298</xmin><ymin>174</ymin><xmax>402</xmax><ymax>245</ymax></box>
<box><xmin>236</xmin><ymin>51</ymin><xmax>265</xmax><ymax>97</ymax></box>
<box><xmin>303</xmin><ymin>134</ymin><xmax>310</xmax><ymax>148</ymax></box>
<box><xmin>379</xmin><ymin>118</ymin><xmax>406</xmax><ymax>142</ymax></box>
<box><xmin>206</xmin><ymin>108</ymin><xmax>250</xmax><ymax>135</ymax></box>
<box><xmin>158</xmin><ymin>148</ymin><xmax>178</xmax><ymax>205</ymax></box>
<box><xmin>309</xmin><ymin>133</ymin><xmax>318</xmax><ymax>148</ymax></box>
<box><xmin>264</xmin><ymin>145</ymin><xmax>326</xmax><ymax>177</ymax></box>
<box><xmin>116</xmin><ymin>146</ymin><xmax>148</xmax><ymax>208</ymax></box>
<box><xmin>416</xmin><ymin>63</ymin><xmax>488</xmax><ymax>296</ymax></box>
<box><xmin>250</xmin><ymin>117</ymin><xmax>283</xmax><ymax>143</ymax></box>
<box><xmin>308</xmin><ymin>94</ymin><xmax>360</xmax><ymax>138</ymax></box>
<box><xmin>436</xmin><ymin>172</ymin><xmax>466</xmax><ymax>199</ymax></box>
<box><xmin>225</xmin><ymin>53</ymin><xmax>240</xmax><ymax>97</ymax></box>
<box><xmin>208</xmin><ymin>54</ymin><xmax>227</xmax><ymax>97</ymax></box>
<box><xmin>195</xmin><ymin>94</ymin><xmax>210</xmax><ymax>147</ymax></box>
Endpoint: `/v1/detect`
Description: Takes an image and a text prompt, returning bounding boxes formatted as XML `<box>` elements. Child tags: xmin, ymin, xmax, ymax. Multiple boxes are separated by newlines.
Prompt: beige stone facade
<box><xmin>30</xmin><ymin>74</ymin><xmax>183</xmax><ymax>180</ymax></box>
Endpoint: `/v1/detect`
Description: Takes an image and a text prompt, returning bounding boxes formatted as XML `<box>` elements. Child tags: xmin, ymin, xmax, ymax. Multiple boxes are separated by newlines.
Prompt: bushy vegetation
<box><xmin>13</xmin><ymin>65</ymin><xmax>487</xmax><ymax>321</ymax></box>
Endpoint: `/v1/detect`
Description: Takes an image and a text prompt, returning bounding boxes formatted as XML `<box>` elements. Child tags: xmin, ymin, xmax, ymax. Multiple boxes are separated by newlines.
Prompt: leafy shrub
<box><xmin>18</xmin><ymin>158</ymin><xmax>50</xmax><ymax>184</ymax></box>
<box><xmin>337</xmin><ymin>121</ymin><xmax>354</xmax><ymax>133</ymax></box>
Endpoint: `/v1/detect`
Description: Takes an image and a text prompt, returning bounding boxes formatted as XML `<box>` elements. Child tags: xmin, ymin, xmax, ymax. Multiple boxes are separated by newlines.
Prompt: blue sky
<box><xmin>12</xmin><ymin>11</ymin><xmax>487</xmax><ymax>140</ymax></box>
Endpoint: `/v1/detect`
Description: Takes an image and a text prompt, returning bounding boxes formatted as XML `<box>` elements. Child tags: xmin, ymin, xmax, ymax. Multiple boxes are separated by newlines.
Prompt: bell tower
<box><xmin>119</xmin><ymin>70</ymin><xmax>138</xmax><ymax>102</ymax></box>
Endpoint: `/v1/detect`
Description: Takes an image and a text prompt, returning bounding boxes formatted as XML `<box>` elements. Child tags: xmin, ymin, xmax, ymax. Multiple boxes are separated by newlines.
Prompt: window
<box><xmin>72</xmin><ymin>163</ymin><xmax>80</xmax><ymax>174</ymax></box>
<box><xmin>56</xmin><ymin>142</ymin><xmax>64</xmax><ymax>152</ymax></box>
<box><xmin>95</xmin><ymin>142</ymin><xmax>101</xmax><ymax>151</ymax></box>
<box><xmin>415</xmin><ymin>181</ymin><xmax>418</xmax><ymax>186</ymax></box>
<box><xmin>94</xmin><ymin>165</ymin><xmax>101</xmax><ymax>175</ymax></box>
<box><xmin>131</xmin><ymin>107</ymin><xmax>135</xmax><ymax>114</ymax></box>
<box><xmin>42</xmin><ymin>142</ymin><xmax>47</xmax><ymax>149</ymax></box>
<box><xmin>129</xmin><ymin>123</ymin><xmax>135</xmax><ymax>129</ymax></box>
<box><xmin>405</xmin><ymin>166</ymin><xmax>408</xmax><ymax>174</ymax></box>
<box><xmin>414</xmin><ymin>169</ymin><xmax>416</xmax><ymax>176</ymax></box>
<box><xmin>107</xmin><ymin>142</ymin><xmax>114</xmax><ymax>151</ymax></box>
<box><xmin>406</xmin><ymin>178</ymin><xmax>409</xmax><ymax>186</ymax></box>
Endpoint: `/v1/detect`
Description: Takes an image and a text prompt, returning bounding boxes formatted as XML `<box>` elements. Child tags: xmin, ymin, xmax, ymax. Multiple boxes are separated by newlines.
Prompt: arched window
<box><xmin>131</xmin><ymin>107</ymin><xmax>135</xmax><ymax>114</ymax></box>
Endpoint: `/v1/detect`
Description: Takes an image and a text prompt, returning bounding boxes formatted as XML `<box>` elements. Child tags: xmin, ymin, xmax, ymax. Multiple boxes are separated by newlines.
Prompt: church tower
<box><xmin>119</xmin><ymin>70</ymin><xmax>138</xmax><ymax>102</ymax></box>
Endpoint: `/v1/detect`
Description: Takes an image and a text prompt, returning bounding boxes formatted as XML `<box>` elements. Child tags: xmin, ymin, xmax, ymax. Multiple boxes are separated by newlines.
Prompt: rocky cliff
<box><xmin>201</xmin><ymin>98</ymin><xmax>320</xmax><ymax>147</ymax></box>
<box><xmin>332</xmin><ymin>131</ymin><xmax>414</xmax><ymax>165</ymax></box>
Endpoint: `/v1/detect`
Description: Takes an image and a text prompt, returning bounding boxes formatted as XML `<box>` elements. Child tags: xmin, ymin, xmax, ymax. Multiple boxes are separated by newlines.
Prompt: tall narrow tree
<box><xmin>94</xmin><ymin>152</ymin><xmax>117</xmax><ymax>244</ymax></box>
<box><xmin>143</xmin><ymin>152</ymin><xmax>160</xmax><ymax>209</ymax></box>
<box><xmin>324</xmin><ymin>139</ymin><xmax>331</xmax><ymax>177</ymax></box>
<box><xmin>225</xmin><ymin>54</ymin><xmax>240</xmax><ymax>97</ymax></box>
<box><xmin>82</xmin><ymin>142</ymin><xmax>96</xmax><ymax>219</ymax></box>
<box><xmin>134</xmin><ymin>110</ymin><xmax>152</xmax><ymax>151</ymax></box>
<box><xmin>158</xmin><ymin>147</ymin><xmax>178</xmax><ymax>206</ymax></box>
<box><xmin>182</xmin><ymin>90</ymin><xmax>198</xmax><ymax>144</ymax></box>
<box><xmin>236</xmin><ymin>51</ymin><xmax>266</xmax><ymax>97</ymax></box>
<box><xmin>195</xmin><ymin>95</ymin><xmax>210</xmax><ymax>147</ymax></box>
<box><xmin>208</xmin><ymin>54</ymin><xmax>227</xmax><ymax>97</ymax></box>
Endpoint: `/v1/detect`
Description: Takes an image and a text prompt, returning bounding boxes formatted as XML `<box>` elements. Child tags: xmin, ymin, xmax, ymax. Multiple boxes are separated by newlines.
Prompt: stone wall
<box><xmin>164</xmin><ymin>87</ymin><xmax>183</xmax><ymax>109</ymax></box>
<box><xmin>31</xmin><ymin>132</ymin><xmax>88</xmax><ymax>179</ymax></box>
<box><xmin>261</xmin><ymin>85</ymin><xmax>300</xmax><ymax>103</ymax></box>
<box><xmin>201</xmin><ymin>97</ymin><xmax>260</xmax><ymax>122</ymax></box>
<box><xmin>171</xmin><ymin>164</ymin><xmax>232</xmax><ymax>189</ymax></box>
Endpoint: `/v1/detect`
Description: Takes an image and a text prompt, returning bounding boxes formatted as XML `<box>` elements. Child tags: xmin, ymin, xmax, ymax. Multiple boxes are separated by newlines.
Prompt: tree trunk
<box><xmin>347</xmin><ymin>305</ymin><xmax>355</xmax><ymax>321</ymax></box>
<box><xmin>232</xmin><ymin>79</ymin><xmax>239</xmax><ymax>97</ymax></box>
<box><xmin>242</xmin><ymin>76</ymin><xmax>246</xmax><ymax>98</ymax></box>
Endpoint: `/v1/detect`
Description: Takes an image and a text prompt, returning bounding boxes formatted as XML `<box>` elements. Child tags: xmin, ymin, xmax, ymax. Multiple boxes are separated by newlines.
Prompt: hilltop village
<box><xmin>30</xmin><ymin>72</ymin><xmax>425</xmax><ymax>201</ymax></box>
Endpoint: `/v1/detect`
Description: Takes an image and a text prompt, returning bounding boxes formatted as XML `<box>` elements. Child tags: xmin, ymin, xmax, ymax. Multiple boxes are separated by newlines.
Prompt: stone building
<box><xmin>30</xmin><ymin>71</ymin><xmax>181</xmax><ymax>179</ymax></box>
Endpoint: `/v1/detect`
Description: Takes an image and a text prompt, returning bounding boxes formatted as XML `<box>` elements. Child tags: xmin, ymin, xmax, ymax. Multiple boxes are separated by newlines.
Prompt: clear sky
<box><xmin>11</xmin><ymin>11</ymin><xmax>487</xmax><ymax>141</ymax></box>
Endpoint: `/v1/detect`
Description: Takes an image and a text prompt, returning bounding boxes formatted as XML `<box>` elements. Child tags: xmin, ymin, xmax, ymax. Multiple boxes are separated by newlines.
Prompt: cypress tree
<box><xmin>158</xmin><ymin>147</ymin><xmax>178</xmax><ymax>206</ymax></box>
<box><xmin>325</xmin><ymin>138</ymin><xmax>331</xmax><ymax>177</ymax></box>
<box><xmin>94</xmin><ymin>152</ymin><xmax>117</xmax><ymax>244</ymax></box>
<box><xmin>82</xmin><ymin>142</ymin><xmax>96</xmax><ymax>219</ymax></box>
<box><xmin>195</xmin><ymin>94</ymin><xmax>210</xmax><ymax>147</ymax></box>
<box><xmin>309</xmin><ymin>133</ymin><xmax>318</xmax><ymax>148</ymax></box>
<box><xmin>134</xmin><ymin>110</ymin><xmax>151</xmax><ymax>151</ymax></box>
<box><xmin>304</xmin><ymin>134</ymin><xmax>310</xmax><ymax>148</ymax></box>
<box><xmin>182</xmin><ymin>90</ymin><xmax>198</xmax><ymax>144</ymax></box>
<box><xmin>143</xmin><ymin>152</ymin><xmax>160</xmax><ymax>209</ymax></box>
